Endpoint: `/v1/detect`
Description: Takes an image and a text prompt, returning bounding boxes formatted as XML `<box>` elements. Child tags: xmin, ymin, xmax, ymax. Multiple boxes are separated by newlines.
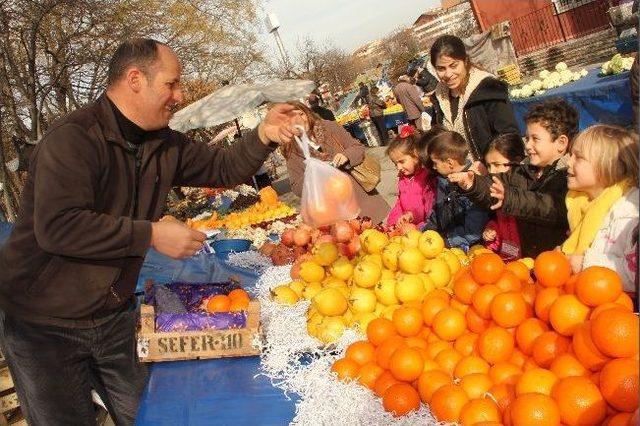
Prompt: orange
<box><xmin>345</xmin><ymin>341</ymin><xmax>376</xmax><ymax>366</ymax></box>
<box><xmin>459</xmin><ymin>373</ymin><xmax>493</xmax><ymax>399</ymax></box>
<box><xmin>534</xmin><ymin>250</ymin><xmax>571</xmax><ymax>288</ymax></box>
<box><xmin>548</xmin><ymin>294</ymin><xmax>591</xmax><ymax>336</ymax></box>
<box><xmin>565</xmin><ymin>274</ymin><xmax>578</xmax><ymax>294</ymax></box>
<box><xmin>389</xmin><ymin>347</ymin><xmax>424</xmax><ymax>382</ymax></box>
<box><xmin>459</xmin><ymin>398</ymin><xmax>501</xmax><ymax>426</ymax></box>
<box><xmin>490</xmin><ymin>292</ymin><xmax>528</xmax><ymax>328</ymax></box>
<box><xmin>506</xmin><ymin>260</ymin><xmax>531</xmax><ymax>282</ymax></box>
<box><xmin>392</xmin><ymin>306</ymin><xmax>424</xmax><ymax>337</ymax></box>
<box><xmin>366</xmin><ymin>317</ymin><xmax>398</xmax><ymax>346</ymax></box>
<box><xmin>331</xmin><ymin>357</ymin><xmax>360</xmax><ymax>381</ymax></box>
<box><xmin>575</xmin><ymin>266</ymin><xmax>623</xmax><ymax>307</ymax></box>
<box><xmin>453</xmin><ymin>272</ymin><xmax>480</xmax><ymax>304</ymax></box>
<box><xmin>374</xmin><ymin>370</ymin><xmax>400</xmax><ymax>397</ymax></box>
<box><xmin>477</xmin><ymin>326</ymin><xmax>515</xmax><ymax>365</ymax></box>
<box><xmin>428</xmin><ymin>288</ymin><xmax>452</xmax><ymax>302</ymax></box>
<box><xmin>376</xmin><ymin>335</ymin><xmax>406</xmax><ymax>369</ymax></box>
<box><xmin>549</xmin><ymin>353</ymin><xmax>588</xmax><ymax>378</ymax></box>
<box><xmin>382</xmin><ymin>383</ymin><xmax>421</xmax><ymax>417</ymax></box>
<box><xmin>454</xmin><ymin>332</ymin><xmax>478</xmax><ymax>356</ymax></box>
<box><xmin>599</xmin><ymin>357</ymin><xmax>639</xmax><ymax>413</ymax></box>
<box><xmin>521</xmin><ymin>282</ymin><xmax>537</xmax><ymax>305</ymax></box>
<box><xmin>229</xmin><ymin>297</ymin><xmax>249</xmax><ymax>311</ymax></box>
<box><xmin>356</xmin><ymin>362</ymin><xmax>384</xmax><ymax>389</ymax></box>
<box><xmin>471</xmin><ymin>252</ymin><xmax>505</xmax><ymax>285</ymax></box>
<box><xmin>206</xmin><ymin>294</ymin><xmax>231</xmax><ymax>312</ymax></box>
<box><xmin>572</xmin><ymin>322</ymin><xmax>611</xmax><ymax>371</ymax></box>
<box><xmin>466</xmin><ymin>307</ymin><xmax>492</xmax><ymax>333</ymax></box>
<box><xmin>430</xmin><ymin>384</ymin><xmax>470</xmax><ymax>422</ymax></box>
<box><xmin>228</xmin><ymin>288</ymin><xmax>250</xmax><ymax>302</ymax></box>
<box><xmin>450</xmin><ymin>298</ymin><xmax>469</xmax><ymax>314</ymax></box>
<box><xmin>432</xmin><ymin>308</ymin><xmax>467</xmax><ymax>341</ymax></box>
<box><xmin>515</xmin><ymin>318</ymin><xmax>549</xmax><ymax>355</ymax></box>
<box><xmin>604</xmin><ymin>412</ymin><xmax>633</xmax><ymax>426</ymax></box>
<box><xmin>515</xmin><ymin>367</ymin><xmax>558</xmax><ymax>396</ymax></box>
<box><xmin>417</xmin><ymin>369</ymin><xmax>452</xmax><ymax>403</ymax></box>
<box><xmin>590</xmin><ymin>302</ymin><xmax>632</xmax><ymax>320</ymax></box>
<box><xmin>435</xmin><ymin>348</ymin><xmax>463</xmax><ymax>377</ymax></box>
<box><xmin>591</xmin><ymin>308</ymin><xmax>639</xmax><ymax>358</ymax></box>
<box><xmin>552</xmin><ymin>376</ymin><xmax>607</xmax><ymax>426</ymax></box>
<box><xmin>495</xmin><ymin>270</ymin><xmax>523</xmax><ymax>292</ymax></box>
<box><xmin>487</xmin><ymin>383</ymin><xmax>515</xmax><ymax>414</ymax></box>
<box><xmin>472</xmin><ymin>285</ymin><xmax>502</xmax><ymax>319</ymax></box>
<box><xmin>614</xmin><ymin>292</ymin><xmax>634</xmax><ymax>311</ymax></box>
<box><xmin>509</xmin><ymin>393</ymin><xmax>561</xmax><ymax>426</ymax></box>
<box><xmin>422</xmin><ymin>297</ymin><xmax>449</xmax><ymax>326</ymax></box>
<box><xmin>531</xmin><ymin>331</ymin><xmax>571</xmax><ymax>368</ymax></box>
<box><xmin>534</xmin><ymin>287</ymin><xmax>563</xmax><ymax>322</ymax></box>
<box><xmin>421</xmin><ymin>357</ymin><xmax>440</xmax><ymax>373</ymax></box>
<box><xmin>508</xmin><ymin>349</ymin><xmax>528</xmax><ymax>369</ymax></box>
<box><xmin>489</xmin><ymin>362</ymin><xmax>522</xmax><ymax>385</ymax></box>
<box><xmin>454</xmin><ymin>355</ymin><xmax>490</xmax><ymax>378</ymax></box>
<box><xmin>425</xmin><ymin>340</ymin><xmax>452</xmax><ymax>360</ymax></box>
<box><xmin>404</xmin><ymin>336</ymin><xmax>428</xmax><ymax>350</ymax></box>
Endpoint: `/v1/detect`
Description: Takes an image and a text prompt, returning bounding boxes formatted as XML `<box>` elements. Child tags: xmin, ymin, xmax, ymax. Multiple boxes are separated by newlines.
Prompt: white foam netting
<box><xmin>254</xmin><ymin>266</ymin><xmax>453</xmax><ymax>426</ymax></box>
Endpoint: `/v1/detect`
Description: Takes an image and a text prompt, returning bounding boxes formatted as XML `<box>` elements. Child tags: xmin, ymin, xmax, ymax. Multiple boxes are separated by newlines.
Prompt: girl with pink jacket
<box><xmin>386</xmin><ymin>126</ymin><xmax>437</xmax><ymax>229</ymax></box>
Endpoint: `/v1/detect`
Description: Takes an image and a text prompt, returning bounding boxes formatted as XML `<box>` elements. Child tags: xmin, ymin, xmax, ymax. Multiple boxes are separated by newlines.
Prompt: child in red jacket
<box><xmin>482</xmin><ymin>133</ymin><xmax>525</xmax><ymax>260</ymax></box>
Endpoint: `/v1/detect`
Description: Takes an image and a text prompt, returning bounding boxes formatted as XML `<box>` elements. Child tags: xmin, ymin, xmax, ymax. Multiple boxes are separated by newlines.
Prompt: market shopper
<box><xmin>282</xmin><ymin>101</ymin><xmax>390</xmax><ymax>224</ymax></box>
<box><xmin>0</xmin><ymin>38</ymin><xmax>299</xmax><ymax>426</ymax></box>
<box><xmin>429</xmin><ymin>35</ymin><xmax>519</xmax><ymax>160</ymax></box>
<box><xmin>308</xmin><ymin>93</ymin><xmax>336</xmax><ymax>121</ymax></box>
<box><xmin>393</xmin><ymin>75</ymin><xmax>425</xmax><ymax>131</ymax></box>
<box><xmin>368</xmin><ymin>86</ymin><xmax>389</xmax><ymax>145</ymax></box>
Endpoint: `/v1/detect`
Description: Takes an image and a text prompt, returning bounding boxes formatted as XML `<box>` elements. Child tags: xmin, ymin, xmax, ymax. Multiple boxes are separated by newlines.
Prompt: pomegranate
<box><xmin>293</xmin><ymin>228</ymin><xmax>311</xmax><ymax>247</ymax></box>
<box><xmin>360</xmin><ymin>217</ymin><xmax>373</xmax><ymax>231</ymax></box>
<box><xmin>281</xmin><ymin>229</ymin><xmax>295</xmax><ymax>247</ymax></box>
<box><xmin>259</xmin><ymin>241</ymin><xmax>277</xmax><ymax>256</ymax></box>
<box><xmin>316</xmin><ymin>234</ymin><xmax>336</xmax><ymax>245</ymax></box>
<box><xmin>290</xmin><ymin>253</ymin><xmax>313</xmax><ymax>279</ymax></box>
<box><xmin>331</xmin><ymin>220</ymin><xmax>354</xmax><ymax>243</ymax></box>
<box><xmin>348</xmin><ymin>219</ymin><xmax>361</xmax><ymax>233</ymax></box>
<box><xmin>345</xmin><ymin>236</ymin><xmax>361</xmax><ymax>259</ymax></box>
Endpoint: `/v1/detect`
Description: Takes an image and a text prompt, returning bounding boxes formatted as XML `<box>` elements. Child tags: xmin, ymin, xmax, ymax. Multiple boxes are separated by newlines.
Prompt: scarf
<box><xmin>561</xmin><ymin>180</ymin><xmax>631</xmax><ymax>255</ymax></box>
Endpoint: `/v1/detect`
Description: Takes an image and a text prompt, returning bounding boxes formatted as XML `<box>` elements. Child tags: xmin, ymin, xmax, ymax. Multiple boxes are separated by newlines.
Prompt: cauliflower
<box><xmin>555</xmin><ymin>62</ymin><xmax>568</xmax><ymax>72</ymax></box>
<box><xmin>572</xmin><ymin>72</ymin><xmax>581</xmax><ymax>81</ymax></box>
<box><xmin>534</xmin><ymin>89</ymin><xmax>546</xmax><ymax>97</ymax></box>
<box><xmin>580</xmin><ymin>69</ymin><xmax>588</xmax><ymax>77</ymax></box>
<box><xmin>623</xmin><ymin>57</ymin><xmax>635</xmax><ymax>71</ymax></box>
<box><xmin>520</xmin><ymin>85</ymin><xmax>533</xmax><ymax>98</ymax></box>
<box><xmin>539</xmin><ymin>70</ymin><xmax>551</xmax><ymax>80</ymax></box>
<box><xmin>530</xmin><ymin>79</ymin><xmax>543</xmax><ymax>91</ymax></box>
<box><xmin>510</xmin><ymin>89</ymin><xmax>521</xmax><ymax>98</ymax></box>
<box><xmin>560</xmin><ymin>70</ymin><xmax>573</xmax><ymax>84</ymax></box>
<box><xmin>610</xmin><ymin>54</ymin><xmax>624</xmax><ymax>74</ymax></box>
<box><xmin>542</xmin><ymin>78</ymin><xmax>553</xmax><ymax>90</ymax></box>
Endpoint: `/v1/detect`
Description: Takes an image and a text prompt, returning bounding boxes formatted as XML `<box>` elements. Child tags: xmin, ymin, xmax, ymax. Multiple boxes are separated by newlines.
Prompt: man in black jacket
<box><xmin>308</xmin><ymin>93</ymin><xmax>336</xmax><ymax>121</ymax></box>
<box><xmin>0</xmin><ymin>39</ymin><xmax>298</xmax><ymax>425</ymax></box>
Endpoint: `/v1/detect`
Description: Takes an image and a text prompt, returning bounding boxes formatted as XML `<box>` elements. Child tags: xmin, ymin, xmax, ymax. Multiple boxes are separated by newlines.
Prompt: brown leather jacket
<box><xmin>0</xmin><ymin>94</ymin><xmax>273</xmax><ymax>325</ymax></box>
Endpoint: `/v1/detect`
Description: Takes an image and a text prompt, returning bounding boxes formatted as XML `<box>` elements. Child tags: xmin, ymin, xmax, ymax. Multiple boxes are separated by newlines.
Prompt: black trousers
<box><xmin>371</xmin><ymin>115</ymin><xmax>389</xmax><ymax>145</ymax></box>
<box><xmin>0</xmin><ymin>306</ymin><xmax>147</xmax><ymax>426</ymax></box>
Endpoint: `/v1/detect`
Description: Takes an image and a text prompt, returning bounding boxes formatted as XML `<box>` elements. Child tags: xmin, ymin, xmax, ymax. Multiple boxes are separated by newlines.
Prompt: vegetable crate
<box><xmin>136</xmin><ymin>300</ymin><xmax>262</xmax><ymax>362</ymax></box>
<box><xmin>497</xmin><ymin>64</ymin><xmax>523</xmax><ymax>86</ymax></box>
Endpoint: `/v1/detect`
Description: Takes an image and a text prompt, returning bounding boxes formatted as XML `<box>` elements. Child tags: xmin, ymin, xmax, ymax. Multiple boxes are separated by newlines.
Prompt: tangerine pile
<box><xmin>205</xmin><ymin>288</ymin><xmax>251</xmax><ymax>313</ymax></box>
<box><xmin>331</xmin><ymin>251</ymin><xmax>639</xmax><ymax>425</ymax></box>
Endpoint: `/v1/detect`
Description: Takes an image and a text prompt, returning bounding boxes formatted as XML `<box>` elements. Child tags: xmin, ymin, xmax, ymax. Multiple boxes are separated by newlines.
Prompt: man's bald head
<box><xmin>107</xmin><ymin>38</ymin><xmax>167</xmax><ymax>87</ymax></box>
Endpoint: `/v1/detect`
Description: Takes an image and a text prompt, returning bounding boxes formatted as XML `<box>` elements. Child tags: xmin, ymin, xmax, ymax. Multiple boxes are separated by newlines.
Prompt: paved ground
<box><xmin>273</xmin><ymin>146</ymin><xmax>399</xmax><ymax>213</ymax></box>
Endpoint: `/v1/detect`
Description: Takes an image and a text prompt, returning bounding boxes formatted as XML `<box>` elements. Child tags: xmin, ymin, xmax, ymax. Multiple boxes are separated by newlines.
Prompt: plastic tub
<box><xmin>211</xmin><ymin>239</ymin><xmax>252</xmax><ymax>259</ymax></box>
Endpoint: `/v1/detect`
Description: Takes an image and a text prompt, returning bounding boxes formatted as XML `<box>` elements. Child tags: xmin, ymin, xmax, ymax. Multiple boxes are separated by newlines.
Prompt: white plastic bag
<box><xmin>294</xmin><ymin>126</ymin><xmax>360</xmax><ymax>227</ymax></box>
<box><xmin>421</xmin><ymin>111</ymin><xmax>432</xmax><ymax>131</ymax></box>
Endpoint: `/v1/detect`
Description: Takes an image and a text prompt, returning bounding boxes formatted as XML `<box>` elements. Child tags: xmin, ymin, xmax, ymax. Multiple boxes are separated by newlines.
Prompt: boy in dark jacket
<box><xmin>422</xmin><ymin>129</ymin><xmax>490</xmax><ymax>251</ymax></box>
<box><xmin>449</xmin><ymin>98</ymin><xmax>579</xmax><ymax>257</ymax></box>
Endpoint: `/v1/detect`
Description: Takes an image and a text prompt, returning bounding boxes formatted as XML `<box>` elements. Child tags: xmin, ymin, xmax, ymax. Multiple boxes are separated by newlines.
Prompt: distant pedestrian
<box><xmin>367</xmin><ymin>87</ymin><xmax>389</xmax><ymax>145</ymax></box>
<box><xmin>393</xmin><ymin>75</ymin><xmax>425</xmax><ymax>131</ymax></box>
<box><xmin>308</xmin><ymin>93</ymin><xmax>336</xmax><ymax>121</ymax></box>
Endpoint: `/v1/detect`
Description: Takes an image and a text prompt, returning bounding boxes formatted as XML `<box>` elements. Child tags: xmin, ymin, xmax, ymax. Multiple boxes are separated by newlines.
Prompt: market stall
<box><xmin>511</xmin><ymin>67</ymin><xmax>633</xmax><ymax>132</ymax></box>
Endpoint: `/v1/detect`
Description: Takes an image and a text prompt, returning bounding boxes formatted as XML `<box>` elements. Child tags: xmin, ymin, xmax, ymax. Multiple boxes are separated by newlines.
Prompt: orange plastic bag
<box><xmin>294</xmin><ymin>126</ymin><xmax>360</xmax><ymax>227</ymax></box>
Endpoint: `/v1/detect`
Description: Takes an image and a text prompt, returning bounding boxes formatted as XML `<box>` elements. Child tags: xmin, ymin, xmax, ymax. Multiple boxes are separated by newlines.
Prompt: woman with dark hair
<box><xmin>281</xmin><ymin>101</ymin><xmax>390</xmax><ymax>223</ymax></box>
<box><xmin>429</xmin><ymin>35</ymin><xmax>520</xmax><ymax>160</ymax></box>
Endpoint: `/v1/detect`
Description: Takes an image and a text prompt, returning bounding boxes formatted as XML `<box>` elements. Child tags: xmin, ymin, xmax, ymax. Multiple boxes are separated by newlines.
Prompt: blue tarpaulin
<box><xmin>512</xmin><ymin>68</ymin><xmax>633</xmax><ymax>133</ymax></box>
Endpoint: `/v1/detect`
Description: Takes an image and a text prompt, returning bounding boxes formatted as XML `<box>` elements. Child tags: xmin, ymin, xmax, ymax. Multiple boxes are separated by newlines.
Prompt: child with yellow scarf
<box><xmin>563</xmin><ymin>125</ymin><xmax>639</xmax><ymax>292</ymax></box>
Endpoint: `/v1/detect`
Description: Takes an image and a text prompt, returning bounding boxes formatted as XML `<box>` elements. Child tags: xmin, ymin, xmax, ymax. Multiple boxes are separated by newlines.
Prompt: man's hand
<box><xmin>257</xmin><ymin>103</ymin><xmax>301</xmax><ymax>145</ymax></box>
<box><xmin>489</xmin><ymin>176</ymin><xmax>505</xmax><ymax>210</ymax></box>
<box><xmin>332</xmin><ymin>153</ymin><xmax>349</xmax><ymax>167</ymax></box>
<box><xmin>483</xmin><ymin>228</ymin><xmax>497</xmax><ymax>242</ymax></box>
<box><xmin>448</xmin><ymin>171</ymin><xmax>475</xmax><ymax>190</ymax></box>
<box><xmin>150</xmin><ymin>221</ymin><xmax>207</xmax><ymax>259</ymax></box>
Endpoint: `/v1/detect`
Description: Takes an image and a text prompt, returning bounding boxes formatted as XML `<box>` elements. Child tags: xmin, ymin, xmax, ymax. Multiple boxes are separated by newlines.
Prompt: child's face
<box><xmin>567</xmin><ymin>141</ymin><xmax>602</xmax><ymax>198</ymax></box>
<box><xmin>389</xmin><ymin>149</ymin><xmax>420</xmax><ymax>176</ymax></box>
<box><xmin>525</xmin><ymin>122</ymin><xmax>569</xmax><ymax>168</ymax></box>
<box><xmin>485</xmin><ymin>149</ymin><xmax>512</xmax><ymax>174</ymax></box>
<box><xmin>430</xmin><ymin>155</ymin><xmax>462</xmax><ymax>176</ymax></box>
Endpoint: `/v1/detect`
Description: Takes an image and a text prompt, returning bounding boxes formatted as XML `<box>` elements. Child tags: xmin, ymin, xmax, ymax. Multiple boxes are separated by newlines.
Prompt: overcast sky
<box><xmin>259</xmin><ymin>0</ymin><xmax>441</xmax><ymax>56</ymax></box>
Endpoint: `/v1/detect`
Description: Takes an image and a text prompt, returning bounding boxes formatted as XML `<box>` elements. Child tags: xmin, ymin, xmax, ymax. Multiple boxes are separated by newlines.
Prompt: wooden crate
<box><xmin>136</xmin><ymin>301</ymin><xmax>261</xmax><ymax>362</ymax></box>
<box><xmin>0</xmin><ymin>362</ymin><xmax>25</xmax><ymax>426</ymax></box>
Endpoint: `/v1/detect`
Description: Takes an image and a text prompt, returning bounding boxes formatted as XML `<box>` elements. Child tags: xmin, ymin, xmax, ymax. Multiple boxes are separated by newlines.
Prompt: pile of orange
<box><xmin>206</xmin><ymin>288</ymin><xmax>251</xmax><ymax>313</ymax></box>
<box><xmin>331</xmin><ymin>251</ymin><xmax>639</xmax><ymax>425</ymax></box>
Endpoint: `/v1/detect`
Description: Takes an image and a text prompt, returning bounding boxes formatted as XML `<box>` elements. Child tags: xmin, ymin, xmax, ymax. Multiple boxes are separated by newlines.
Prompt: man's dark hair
<box><xmin>308</xmin><ymin>93</ymin><xmax>320</xmax><ymax>106</ymax></box>
<box><xmin>107</xmin><ymin>38</ymin><xmax>166</xmax><ymax>86</ymax></box>
<box><xmin>524</xmin><ymin>98</ymin><xmax>579</xmax><ymax>141</ymax></box>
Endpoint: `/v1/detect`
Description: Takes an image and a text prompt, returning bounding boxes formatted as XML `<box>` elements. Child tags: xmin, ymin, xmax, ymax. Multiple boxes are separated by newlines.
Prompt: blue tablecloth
<box><xmin>135</xmin><ymin>250</ymin><xmax>298</xmax><ymax>425</ymax></box>
<box><xmin>342</xmin><ymin>111</ymin><xmax>408</xmax><ymax>142</ymax></box>
<box><xmin>512</xmin><ymin>68</ymin><xmax>633</xmax><ymax>133</ymax></box>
